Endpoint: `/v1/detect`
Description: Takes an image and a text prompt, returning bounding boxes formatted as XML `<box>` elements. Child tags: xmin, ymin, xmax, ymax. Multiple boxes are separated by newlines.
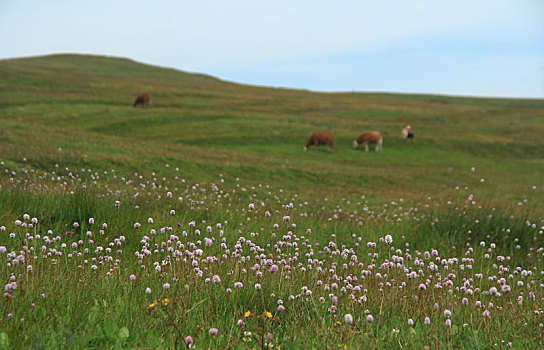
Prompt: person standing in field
<box><xmin>402</xmin><ymin>125</ymin><xmax>414</xmax><ymax>140</ymax></box>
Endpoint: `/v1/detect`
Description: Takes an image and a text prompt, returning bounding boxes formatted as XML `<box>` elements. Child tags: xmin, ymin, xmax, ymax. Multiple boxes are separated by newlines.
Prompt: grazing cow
<box><xmin>304</xmin><ymin>133</ymin><xmax>335</xmax><ymax>151</ymax></box>
<box><xmin>353</xmin><ymin>131</ymin><xmax>383</xmax><ymax>152</ymax></box>
<box><xmin>133</xmin><ymin>93</ymin><xmax>150</xmax><ymax>107</ymax></box>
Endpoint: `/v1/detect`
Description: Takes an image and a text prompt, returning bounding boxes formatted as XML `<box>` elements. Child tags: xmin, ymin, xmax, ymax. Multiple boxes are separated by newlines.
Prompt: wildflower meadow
<box><xmin>0</xmin><ymin>161</ymin><xmax>542</xmax><ymax>348</ymax></box>
<box><xmin>0</xmin><ymin>55</ymin><xmax>543</xmax><ymax>348</ymax></box>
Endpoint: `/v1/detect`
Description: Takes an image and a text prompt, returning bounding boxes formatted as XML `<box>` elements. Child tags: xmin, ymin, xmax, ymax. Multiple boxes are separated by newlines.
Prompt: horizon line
<box><xmin>2</xmin><ymin>52</ymin><xmax>542</xmax><ymax>101</ymax></box>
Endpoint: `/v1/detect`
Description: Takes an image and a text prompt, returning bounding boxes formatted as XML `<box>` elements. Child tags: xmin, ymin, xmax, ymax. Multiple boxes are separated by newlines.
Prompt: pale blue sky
<box><xmin>2</xmin><ymin>0</ymin><xmax>543</xmax><ymax>98</ymax></box>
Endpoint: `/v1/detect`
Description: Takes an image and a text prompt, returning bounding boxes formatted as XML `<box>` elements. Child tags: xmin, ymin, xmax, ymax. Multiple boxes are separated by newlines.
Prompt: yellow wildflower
<box><xmin>244</xmin><ymin>310</ymin><xmax>251</xmax><ymax>318</ymax></box>
<box><xmin>149</xmin><ymin>303</ymin><xmax>156</xmax><ymax>308</ymax></box>
<box><xmin>265</xmin><ymin>311</ymin><xmax>272</xmax><ymax>319</ymax></box>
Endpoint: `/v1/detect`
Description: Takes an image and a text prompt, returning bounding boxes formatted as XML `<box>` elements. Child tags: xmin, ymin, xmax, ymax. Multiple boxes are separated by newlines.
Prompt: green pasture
<box><xmin>1</xmin><ymin>54</ymin><xmax>543</xmax><ymax>207</ymax></box>
<box><xmin>1</xmin><ymin>54</ymin><xmax>544</xmax><ymax>349</ymax></box>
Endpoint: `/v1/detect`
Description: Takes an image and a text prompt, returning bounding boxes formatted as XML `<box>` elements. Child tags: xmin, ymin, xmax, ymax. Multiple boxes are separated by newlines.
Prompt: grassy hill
<box><xmin>1</xmin><ymin>54</ymin><xmax>543</xmax><ymax>207</ymax></box>
<box><xmin>0</xmin><ymin>54</ymin><xmax>543</xmax><ymax>348</ymax></box>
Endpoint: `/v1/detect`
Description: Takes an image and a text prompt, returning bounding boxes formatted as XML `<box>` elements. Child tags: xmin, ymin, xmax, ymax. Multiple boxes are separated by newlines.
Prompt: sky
<box><xmin>2</xmin><ymin>0</ymin><xmax>543</xmax><ymax>98</ymax></box>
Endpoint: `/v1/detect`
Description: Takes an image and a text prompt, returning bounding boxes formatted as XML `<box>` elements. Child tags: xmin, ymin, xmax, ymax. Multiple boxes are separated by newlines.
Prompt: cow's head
<box><xmin>352</xmin><ymin>140</ymin><xmax>359</xmax><ymax>149</ymax></box>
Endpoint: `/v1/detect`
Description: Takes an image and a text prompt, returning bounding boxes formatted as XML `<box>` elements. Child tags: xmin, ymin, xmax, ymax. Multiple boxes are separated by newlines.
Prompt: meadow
<box><xmin>0</xmin><ymin>54</ymin><xmax>543</xmax><ymax>348</ymax></box>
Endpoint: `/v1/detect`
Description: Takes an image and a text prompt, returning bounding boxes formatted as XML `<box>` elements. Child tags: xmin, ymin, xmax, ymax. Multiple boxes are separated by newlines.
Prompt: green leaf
<box><xmin>0</xmin><ymin>332</ymin><xmax>8</xmax><ymax>346</ymax></box>
<box><xmin>118</xmin><ymin>327</ymin><xmax>129</xmax><ymax>340</ymax></box>
<box><xmin>87</xmin><ymin>305</ymin><xmax>100</xmax><ymax>324</ymax></box>
<box><xmin>103</xmin><ymin>318</ymin><xmax>119</xmax><ymax>338</ymax></box>
<box><xmin>146</xmin><ymin>329</ymin><xmax>161</xmax><ymax>347</ymax></box>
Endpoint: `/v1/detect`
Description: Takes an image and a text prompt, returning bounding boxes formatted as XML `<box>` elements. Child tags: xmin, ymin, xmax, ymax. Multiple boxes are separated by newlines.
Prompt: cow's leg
<box><xmin>364</xmin><ymin>144</ymin><xmax>369</xmax><ymax>152</ymax></box>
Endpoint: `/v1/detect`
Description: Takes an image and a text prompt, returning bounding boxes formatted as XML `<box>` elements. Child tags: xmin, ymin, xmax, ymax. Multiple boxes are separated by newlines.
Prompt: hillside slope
<box><xmin>0</xmin><ymin>54</ymin><xmax>543</xmax><ymax>205</ymax></box>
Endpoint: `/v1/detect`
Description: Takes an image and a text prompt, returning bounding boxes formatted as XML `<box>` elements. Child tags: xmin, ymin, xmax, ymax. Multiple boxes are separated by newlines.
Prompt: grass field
<box><xmin>0</xmin><ymin>54</ymin><xmax>543</xmax><ymax>348</ymax></box>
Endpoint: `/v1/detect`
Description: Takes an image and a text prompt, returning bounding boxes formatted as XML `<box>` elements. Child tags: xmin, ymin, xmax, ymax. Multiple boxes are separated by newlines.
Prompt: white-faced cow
<box><xmin>304</xmin><ymin>133</ymin><xmax>335</xmax><ymax>151</ymax></box>
<box><xmin>134</xmin><ymin>93</ymin><xmax>150</xmax><ymax>107</ymax></box>
<box><xmin>353</xmin><ymin>131</ymin><xmax>383</xmax><ymax>152</ymax></box>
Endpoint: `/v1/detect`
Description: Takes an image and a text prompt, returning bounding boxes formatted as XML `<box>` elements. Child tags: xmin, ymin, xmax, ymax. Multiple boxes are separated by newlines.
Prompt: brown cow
<box><xmin>353</xmin><ymin>131</ymin><xmax>383</xmax><ymax>152</ymax></box>
<box><xmin>133</xmin><ymin>93</ymin><xmax>150</xmax><ymax>107</ymax></box>
<box><xmin>304</xmin><ymin>133</ymin><xmax>335</xmax><ymax>151</ymax></box>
